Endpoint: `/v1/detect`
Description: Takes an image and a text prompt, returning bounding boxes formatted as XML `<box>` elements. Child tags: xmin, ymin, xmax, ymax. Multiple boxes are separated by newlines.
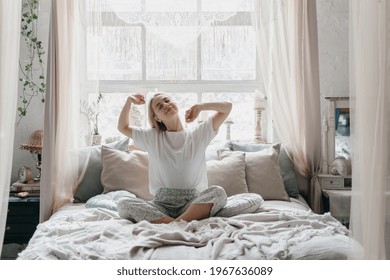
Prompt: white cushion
<box><xmin>215</xmin><ymin>193</ymin><xmax>264</xmax><ymax>217</ymax></box>
<box><xmin>86</xmin><ymin>190</ymin><xmax>136</xmax><ymax>211</ymax></box>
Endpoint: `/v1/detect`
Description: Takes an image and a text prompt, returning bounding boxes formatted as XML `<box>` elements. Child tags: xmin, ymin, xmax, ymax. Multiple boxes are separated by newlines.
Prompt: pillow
<box><xmin>206</xmin><ymin>151</ymin><xmax>248</xmax><ymax>196</ymax></box>
<box><xmin>101</xmin><ymin>146</ymin><xmax>153</xmax><ymax>200</ymax></box>
<box><xmin>278</xmin><ymin>146</ymin><xmax>299</xmax><ymax>198</ymax></box>
<box><xmin>219</xmin><ymin>146</ymin><xmax>290</xmax><ymax>201</ymax></box>
<box><xmin>205</xmin><ymin>140</ymin><xmax>232</xmax><ymax>161</ymax></box>
<box><xmin>231</xmin><ymin>141</ymin><xmax>299</xmax><ymax>198</ymax></box>
<box><xmin>86</xmin><ymin>190</ymin><xmax>136</xmax><ymax>211</ymax></box>
<box><xmin>215</xmin><ymin>193</ymin><xmax>263</xmax><ymax>217</ymax></box>
<box><xmin>73</xmin><ymin>137</ymin><xmax>129</xmax><ymax>203</ymax></box>
<box><xmin>231</xmin><ymin>142</ymin><xmax>269</xmax><ymax>152</ymax></box>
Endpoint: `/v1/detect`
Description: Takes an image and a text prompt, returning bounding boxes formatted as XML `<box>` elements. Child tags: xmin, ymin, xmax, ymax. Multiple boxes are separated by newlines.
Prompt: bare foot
<box><xmin>174</xmin><ymin>203</ymin><xmax>213</xmax><ymax>222</ymax></box>
<box><xmin>151</xmin><ymin>216</ymin><xmax>175</xmax><ymax>224</ymax></box>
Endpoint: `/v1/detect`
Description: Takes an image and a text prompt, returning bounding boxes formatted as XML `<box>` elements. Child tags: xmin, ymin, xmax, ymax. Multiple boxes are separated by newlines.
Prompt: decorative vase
<box><xmin>330</xmin><ymin>156</ymin><xmax>351</xmax><ymax>177</ymax></box>
<box><xmin>92</xmin><ymin>134</ymin><xmax>102</xmax><ymax>146</ymax></box>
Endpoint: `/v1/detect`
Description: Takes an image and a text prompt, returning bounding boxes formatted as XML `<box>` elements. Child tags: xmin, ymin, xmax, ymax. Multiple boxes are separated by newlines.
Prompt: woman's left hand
<box><xmin>185</xmin><ymin>104</ymin><xmax>201</xmax><ymax>123</ymax></box>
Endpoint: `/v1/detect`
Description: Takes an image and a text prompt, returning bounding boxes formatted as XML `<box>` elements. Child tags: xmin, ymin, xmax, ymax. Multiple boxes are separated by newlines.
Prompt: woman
<box><xmin>117</xmin><ymin>93</ymin><xmax>232</xmax><ymax>223</ymax></box>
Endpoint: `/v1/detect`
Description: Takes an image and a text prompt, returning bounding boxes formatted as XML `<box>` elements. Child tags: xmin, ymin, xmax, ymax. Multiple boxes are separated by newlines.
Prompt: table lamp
<box><xmin>19</xmin><ymin>129</ymin><xmax>43</xmax><ymax>181</ymax></box>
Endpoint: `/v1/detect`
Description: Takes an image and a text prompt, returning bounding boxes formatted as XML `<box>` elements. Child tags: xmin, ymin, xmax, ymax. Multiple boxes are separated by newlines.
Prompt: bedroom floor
<box><xmin>1</xmin><ymin>243</ymin><xmax>26</xmax><ymax>260</ymax></box>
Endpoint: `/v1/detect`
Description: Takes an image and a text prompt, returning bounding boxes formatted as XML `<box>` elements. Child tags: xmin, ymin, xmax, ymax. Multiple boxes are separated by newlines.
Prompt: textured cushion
<box><xmin>73</xmin><ymin>137</ymin><xmax>129</xmax><ymax>203</ymax></box>
<box><xmin>215</xmin><ymin>193</ymin><xmax>264</xmax><ymax>217</ymax></box>
<box><xmin>205</xmin><ymin>140</ymin><xmax>232</xmax><ymax>161</ymax></box>
<box><xmin>231</xmin><ymin>142</ymin><xmax>299</xmax><ymax>198</ymax></box>
<box><xmin>101</xmin><ymin>146</ymin><xmax>153</xmax><ymax>200</ymax></box>
<box><xmin>86</xmin><ymin>190</ymin><xmax>136</xmax><ymax>211</ymax></box>
<box><xmin>220</xmin><ymin>146</ymin><xmax>290</xmax><ymax>201</ymax></box>
<box><xmin>206</xmin><ymin>151</ymin><xmax>248</xmax><ymax>196</ymax></box>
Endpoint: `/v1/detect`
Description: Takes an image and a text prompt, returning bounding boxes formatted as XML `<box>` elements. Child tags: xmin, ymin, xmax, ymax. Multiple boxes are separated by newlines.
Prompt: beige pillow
<box><xmin>101</xmin><ymin>146</ymin><xmax>153</xmax><ymax>200</ymax></box>
<box><xmin>206</xmin><ymin>151</ymin><xmax>248</xmax><ymax>196</ymax></box>
<box><xmin>219</xmin><ymin>146</ymin><xmax>289</xmax><ymax>201</ymax></box>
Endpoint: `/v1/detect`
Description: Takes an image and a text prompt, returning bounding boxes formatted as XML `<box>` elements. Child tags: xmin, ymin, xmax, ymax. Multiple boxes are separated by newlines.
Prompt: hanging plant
<box><xmin>18</xmin><ymin>0</ymin><xmax>46</xmax><ymax>124</ymax></box>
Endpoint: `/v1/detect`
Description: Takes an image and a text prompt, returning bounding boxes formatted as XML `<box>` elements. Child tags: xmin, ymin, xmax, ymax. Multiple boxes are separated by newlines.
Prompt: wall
<box><xmin>10</xmin><ymin>0</ymin><xmax>50</xmax><ymax>184</ymax></box>
<box><xmin>317</xmin><ymin>0</ymin><xmax>349</xmax><ymax>117</ymax></box>
<box><xmin>9</xmin><ymin>0</ymin><xmax>350</xmax><ymax>184</ymax></box>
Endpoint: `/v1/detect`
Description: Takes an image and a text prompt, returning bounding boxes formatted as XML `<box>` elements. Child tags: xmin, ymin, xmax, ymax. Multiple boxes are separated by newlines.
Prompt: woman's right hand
<box><xmin>128</xmin><ymin>94</ymin><xmax>145</xmax><ymax>105</ymax></box>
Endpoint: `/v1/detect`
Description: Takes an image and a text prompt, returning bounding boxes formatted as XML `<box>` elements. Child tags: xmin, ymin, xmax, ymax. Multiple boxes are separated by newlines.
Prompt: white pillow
<box><xmin>215</xmin><ymin>193</ymin><xmax>264</xmax><ymax>217</ymax></box>
<box><xmin>206</xmin><ymin>151</ymin><xmax>248</xmax><ymax>196</ymax></box>
<box><xmin>101</xmin><ymin>146</ymin><xmax>153</xmax><ymax>200</ymax></box>
<box><xmin>219</xmin><ymin>146</ymin><xmax>289</xmax><ymax>201</ymax></box>
<box><xmin>86</xmin><ymin>190</ymin><xmax>136</xmax><ymax>211</ymax></box>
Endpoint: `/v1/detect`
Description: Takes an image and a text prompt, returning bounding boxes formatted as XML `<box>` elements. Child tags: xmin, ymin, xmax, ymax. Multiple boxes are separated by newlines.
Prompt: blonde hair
<box><xmin>148</xmin><ymin>93</ymin><xmax>167</xmax><ymax>132</ymax></box>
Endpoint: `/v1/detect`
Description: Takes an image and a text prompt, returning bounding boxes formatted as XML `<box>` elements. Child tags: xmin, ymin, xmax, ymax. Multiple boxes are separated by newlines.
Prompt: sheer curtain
<box><xmin>0</xmin><ymin>0</ymin><xmax>22</xmax><ymax>251</ymax></box>
<box><xmin>349</xmin><ymin>0</ymin><xmax>390</xmax><ymax>260</ymax></box>
<box><xmin>41</xmin><ymin>0</ymin><xmax>99</xmax><ymax>221</ymax></box>
<box><xmin>252</xmin><ymin>0</ymin><xmax>322</xmax><ymax>212</ymax></box>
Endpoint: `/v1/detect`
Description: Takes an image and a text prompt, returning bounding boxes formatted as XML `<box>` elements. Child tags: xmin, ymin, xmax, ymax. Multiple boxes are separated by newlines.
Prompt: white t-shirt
<box><xmin>132</xmin><ymin>118</ymin><xmax>217</xmax><ymax>195</ymax></box>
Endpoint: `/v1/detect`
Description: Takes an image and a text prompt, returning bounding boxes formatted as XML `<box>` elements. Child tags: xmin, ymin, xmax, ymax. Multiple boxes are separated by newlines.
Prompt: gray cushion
<box><xmin>231</xmin><ymin>142</ymin><xmax>299</xmax><ymax>198</ymax></box>
<box><xmin>73</xmin><ymin>137</ymin><xmax>129</xmax><ymax>203</ymax></box>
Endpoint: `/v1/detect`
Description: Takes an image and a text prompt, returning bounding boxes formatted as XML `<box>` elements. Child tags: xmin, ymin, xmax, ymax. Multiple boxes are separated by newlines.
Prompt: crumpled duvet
<box><xmin>17</xmin><ymin>203</ymin><xmax>353</xmax><ymax>260</ymax></box>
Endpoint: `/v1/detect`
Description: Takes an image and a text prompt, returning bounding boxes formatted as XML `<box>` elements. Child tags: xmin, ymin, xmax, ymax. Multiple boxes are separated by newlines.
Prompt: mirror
<box><xmin>321</xmin><ymin>97</ymin><xmax>350</xmax><ymax>174</ymax></box>
<box><xmin>335</xmin><ymin>107</ymin><xmax>351</xmax><ymax>159</ymax></box>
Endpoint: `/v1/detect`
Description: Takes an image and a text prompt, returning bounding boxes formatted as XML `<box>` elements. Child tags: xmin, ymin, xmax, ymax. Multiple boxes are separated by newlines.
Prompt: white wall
<box><xmin>10</xmin><ymin>0</ymin><xmax>50</xmax><ymax>184</ymax></box>
<box><xmin>9</xmin><ymin>0</ymin><xmax>350</xmax><ymax>184</ymax></box>
<box><xmin>317</xmin><ymin>0</ymin><xmax>349</xmax><ymax>117</ymax></box>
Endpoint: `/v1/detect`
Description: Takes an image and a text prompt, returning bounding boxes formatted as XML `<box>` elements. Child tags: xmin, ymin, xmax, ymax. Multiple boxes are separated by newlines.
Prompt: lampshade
<box><xmin>20</xmin><ymin>129</ymin><xmax>43</xmax><ymax>153</ymax></box>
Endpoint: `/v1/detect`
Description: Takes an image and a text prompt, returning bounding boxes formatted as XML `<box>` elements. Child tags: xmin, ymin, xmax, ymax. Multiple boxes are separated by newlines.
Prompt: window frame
<box><xmin>86</xmin><ymin>6</ymin><xmax>260</xmax><ymax>94</ymax></box>
<box><xmin>85</xmin><ymin>1</ymin><xmax>262</xmax><ymax>141</ymax></box>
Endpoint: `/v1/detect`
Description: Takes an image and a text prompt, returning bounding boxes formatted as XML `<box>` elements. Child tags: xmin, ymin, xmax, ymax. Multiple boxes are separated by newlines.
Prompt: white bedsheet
<box><xmin>18</xmin><ymin>199</ymin><xmax>353</xmax><ymax>260</ymax></box>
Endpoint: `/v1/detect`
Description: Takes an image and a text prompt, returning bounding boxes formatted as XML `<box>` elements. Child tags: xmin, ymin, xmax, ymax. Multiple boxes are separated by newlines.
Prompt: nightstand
<box><xmin>318</xmin><ymin>174</ymin><xmax>352</xmax><ymax>228</ymax></box>
<box><xmin>3</xmin><ymin>196</ymin><xmax>40</xmax><ymax>245</ymax></box>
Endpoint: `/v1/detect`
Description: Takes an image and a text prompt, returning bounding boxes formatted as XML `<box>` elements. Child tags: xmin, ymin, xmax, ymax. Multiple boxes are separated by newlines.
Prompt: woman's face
<box><xmin>151</xmin><ymin>94</ymin><xmax>179</xmax><ymax>123</ymax></box>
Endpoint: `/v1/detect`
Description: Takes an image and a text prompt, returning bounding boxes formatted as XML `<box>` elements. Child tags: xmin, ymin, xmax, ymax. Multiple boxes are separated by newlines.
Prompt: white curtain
<box><xmin>0</xmin><ymin>0</ymin><xmax>22</xmax><ymax>252</ymax></box>
<box><xmin>253</xmin><ymin>0</ymin><xmax>322</xmax><ymax>212</ymax></box>
<box><xmin>41</xmin><ymin>0</ymin><xmax>99</xmax><ymax>221</ymax></box>
<box><xmin>349</xmin><ymin>0</ymin><xmax>390</xmax><ymax>260</ymax></box>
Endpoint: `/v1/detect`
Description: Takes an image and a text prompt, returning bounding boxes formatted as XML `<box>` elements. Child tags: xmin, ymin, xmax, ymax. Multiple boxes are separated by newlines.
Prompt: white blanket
<box><xmin>18</xmin><ymin>202</ymin><xmax>352</xmax><ymax>260</ymax></box>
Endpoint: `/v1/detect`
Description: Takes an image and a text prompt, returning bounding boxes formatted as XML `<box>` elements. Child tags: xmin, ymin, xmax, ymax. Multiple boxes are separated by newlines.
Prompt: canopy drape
<box><xmin>252</xmin><ymin>0</ymin><xmax>322</xmax><ymax>212</ymax></box>
<box><xmin>41</xmin><ymin>0</ymin><xmax>99</xmax><ymax>221</ymax></box>
<box><xmin>349</xmin><ymin>0</ymin><xmax>390</xmax><ymax>259</ymax></box>
<box><xmin>0</xmin><ymin>0</ymin><xmax>22</xmax><ymax>252</ymax></box>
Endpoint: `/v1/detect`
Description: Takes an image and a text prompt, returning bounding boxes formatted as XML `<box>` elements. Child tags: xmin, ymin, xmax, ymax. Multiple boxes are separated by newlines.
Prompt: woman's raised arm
<box><xmin>117</xmin><ymin>94</ymin><xmax>145</xmax><ymax>138</ymax></box>
<box><xmin>185</xmin><ymin>101</ymin><xmax>232</xmax><ymax>131</ymax></box>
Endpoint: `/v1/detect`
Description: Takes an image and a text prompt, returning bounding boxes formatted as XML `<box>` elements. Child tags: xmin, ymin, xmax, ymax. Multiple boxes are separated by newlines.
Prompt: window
<box><xmin>86</xmin><ymin>0</ymin><xmax>260</xmax><ymax>142</ymax></box>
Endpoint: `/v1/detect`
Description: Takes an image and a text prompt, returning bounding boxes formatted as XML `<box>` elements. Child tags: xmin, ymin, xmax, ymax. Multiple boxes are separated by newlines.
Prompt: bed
<box><xmin>17</xmin><ymin>138</ymin><xmax>355</xmax><ymax>260</ymax></box>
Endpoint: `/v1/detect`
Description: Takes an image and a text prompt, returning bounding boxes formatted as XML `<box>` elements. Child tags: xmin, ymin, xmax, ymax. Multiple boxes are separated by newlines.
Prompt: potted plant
<box><xmin>81</xmin><ymin>93</ymin><xmax>103</xmax><ymax>145</ymax></box>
